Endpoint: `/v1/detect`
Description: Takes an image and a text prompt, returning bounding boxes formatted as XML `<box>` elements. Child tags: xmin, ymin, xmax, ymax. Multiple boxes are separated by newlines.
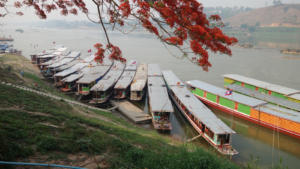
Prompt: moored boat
<box><xmin>114</xmin><ymin>60</ymin><xmax>137</xmax><ymax>99</ymax></box>
<box><xmin>76</xmin><ymin>58</ymin><xmax>113</xmax><ymax>96</ymax></box>
<box><xmin>186</xmin><ymin>80</ymin><xmax>300</xmax><ymax>139</ymax></box>
<box><xmin>223</xmin><ymin>74</ymin><xmax>300</xmax><ymax>105</ymax></box>
<box><xmin>53</xmin><ymin>55</ymin><xmax>95</xmax><ymax>87</ymax></box>
<box><xmin>147</xmin><ymin>64</ymin><xmax>173</xmax><ymax>131</ymax></box>
<box><xmin>163</xmin><ymin>70</ymin><xmax>237</xmax><ymax>155</ymax></box>
<box><xmin>44</xmin><ymin>51</ymin><xmax>81</xmax><ymax>77</ymax></box>
<box><xmin>130</xmin><ymin>64</ymin><xmax>147</xmax><ymax>101</ymax></box>
<box><xmin>89</xmin><ymin>61</ymin><xmax>125</xmax><ymax>104</ymax></box>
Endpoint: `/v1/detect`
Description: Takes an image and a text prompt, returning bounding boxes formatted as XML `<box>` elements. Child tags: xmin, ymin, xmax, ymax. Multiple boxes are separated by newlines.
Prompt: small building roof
<box><xmin>148</xmin><ymin>64</ymin><xmax>162</xmax><ymax>76</ymax></box>
<box><xmin>90</xmin><ymin>61</ymin><xmax>125</xmax><ymax>91</ymax></box>
<box><xmin>125</xmin><ymin>60</ymin><xmax>138</xmax><ymax>71</ymax></box>
<box><xmin>259</xmin><ymin>104</ymin><xmax>300</xmax><ymax>123</ymax></box>
<box><xmin>162</xmin><ymin>70</ymin><xmax>184</xmax><ymax>86</ymax></box>
<box><xmin>148</xmin><ymin>85</ymin><xmax>174</xmax><ymax>113</ymax></box>
<box><xmin>170</xmin><ymin>86</ymin><xmax>235</xmax><ymax>134</ymax></box>
<box><xmin>114</xmin><ymin>71</ymin><xmax>136</xmax><ymax>89</ymax></box>
<box><xmin>62</xmin><ymin>73</ymin><xmax>83</xmax><ymax>83</ymax></box>
<box><xmin>186</xmin><ymin>80</ymin><xmax>267</xmax><ymax>107</ymax></box>
<box><xmin>223</xmin><ymin>74</ymin><xmax>299</xmax><ymax>96</ymax></box>
<box><xmin>131</xmin><ymin>64</ymin><xmax>148</xmax><ymax>91</ymax></box>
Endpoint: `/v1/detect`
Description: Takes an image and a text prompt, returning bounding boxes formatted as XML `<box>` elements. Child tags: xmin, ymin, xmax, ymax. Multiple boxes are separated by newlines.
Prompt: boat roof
<box><xmin>41</xmin><ymin>54</ymin><xmax>66</xmax><ymax>66</ymax></box>
<box><xmin>162</xmin><ymin>70</ymin><xmax>184</xmax><ymax>86</ymax></box>
<box><xmin>148</xmin><ymin>76</ymin><xmax>166</xmax><ymax>87</ymax></box>
<box><xmin>48</xmin><ymin>57</ymin><xmax>75</xmax><ymax>68</ymax></box>
<box><xmin>54</xmin><ymin>59</ymin><xmax>80</xmax><ymax>72</ymax></box>
<box><xmin>227</xmin><ymin>84</ymin><xmax>300</xmax><ymax>112</ymax></box>
<box><xmin>54</xmin><ymin>62</ymin><xmax>88</xmax><ymax>77</ymax></box>
<box><xmin>170</xmin><ymin>86</ymin><xmax>235</xmax><ymax>134</ymax></box>
<box><xmin>76</xmin><ymin>65</ymin><xmax>111</xmax><ymax>84</ymax></box>
<box><xmin>114</xmin><ymin>71</ymin><xmax>136</xmax><ymax>89</ymax></box>
<box><xmin>91</xmin><ymin>61</ymin><xmax>125</xmax><ymax>91</ymax></box>
<box><xmin>37</xmin><ymin>54</ymin><xmax>56</xmax><ymax>59</ymax></box>
<box><xmin>223</xmin><ymin>74</ymin><xmax>299</xmax><ymax>95</ymax></box>
<box><xmin>186</xmin><ymin>80</ymin><xmax>267</xmax><ymax>107</ymax></box>
<box><xmin>289</xmin><ymin>93</ymin><xmax>300</xmax><ymax>100</ymax></box>
<box><xmin>62</xmin><ymin>73</ymin><xmax>83</xmax><ymax>83</ymax></box>
<box><xmin>66</xmin><ymin>51</ymin><xmax>81</xmax><ymax>58</ymax></box>
<box><xmin>148</xmin><ymin>85</ymin><xmax>174</xmax><ymax>113</ymax></box>
<box><xmin>131</xmin><ymin>64</ymin><xmax>148</xmax><ymax>91</ymax></box>
<box><xmin>148</xmin><ymin>64</ymin><xmax>162</xmax><ymax>76</ymax></box>
<box><xmin>259</xmin><ymin>104</ymin><xmax>300</xmax><ymax>123</ymax></box>
<box><xmin>125</xmin><ymin>60</ymin><xmax>138</xmax><ymax>71</ymax></box>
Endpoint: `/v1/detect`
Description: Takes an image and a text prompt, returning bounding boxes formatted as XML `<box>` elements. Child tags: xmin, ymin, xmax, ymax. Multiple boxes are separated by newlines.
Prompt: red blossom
<box><xmin>14</xmin><ymin>2</ymin><xmax>22</xmax><ymax>8</ymax></box>
<box><xmin>165</xmin><ymin>37</ymin><xmax>183</xmax><ymax>45</ymax></box>
<box><xmin>119</xmin><ymin>1</ymin><xmax>131</xmax><ymax>18</ymax></box>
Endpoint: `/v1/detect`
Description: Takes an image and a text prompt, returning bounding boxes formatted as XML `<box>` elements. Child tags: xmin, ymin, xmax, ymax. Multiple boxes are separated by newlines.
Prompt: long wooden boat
<box><xmin>60</xmin><ymin>73</ymin><xmax>84</xmax><ymax>92</ymax></box>
<box><xmin>147</xmin><ymin>64</ymin><xmax>173</xmax><ymax>131</ymax></box>
<box><xmin>89</xmin><ymin>61</ymin><xmax>125</xmax><ymax>104</ymax></box>
<box><xmin>186</xmin><ymin>80</ymin><xmax>300</xmax><ymax>139</ymax></box>
<box><xmin>130</xmin><ymin>64</ymin><xmax>147</xmax><ymax>101</ymax></box>
<box><xmin>163</xmin><ymin>71</ymin><xmax>237</xmax><ymax>155</ymax></box>
<box><xmin>53</xmin><ymin>55</ymin><xmax>95</xmax><ymax>87</ymax></box>
<box><xmin>224</xmin><ymin>74</ymin><xmax>300</xmax><ymax>104</ymax></box>
<box><xmin>76</xmin><ymin>58</ymin><xmax>113</xmax><ymax>96</ymax></box>
<box><xmin>114</xmin><ymin>60</ymin><xmax>137</xmax><ymax>99</ymax></box>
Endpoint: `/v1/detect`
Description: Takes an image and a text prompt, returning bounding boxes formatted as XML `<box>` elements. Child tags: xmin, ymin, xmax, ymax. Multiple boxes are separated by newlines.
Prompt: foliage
<box><xmin>0</xmin><ymin>0</ymin><xmax>238</xmax><ymax>71</ymax></box>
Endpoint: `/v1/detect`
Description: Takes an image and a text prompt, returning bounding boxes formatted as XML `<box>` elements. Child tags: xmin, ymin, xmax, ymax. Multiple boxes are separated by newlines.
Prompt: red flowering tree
<box><xmin>0</xmin><ymin>0</ymin><xmax>237</xmax><ymax>71</ymax></box>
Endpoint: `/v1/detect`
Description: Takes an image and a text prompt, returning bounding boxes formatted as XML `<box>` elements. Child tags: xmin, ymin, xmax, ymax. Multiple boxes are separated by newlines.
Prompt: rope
<box><xmin>0</xmin><ymin>161</ymin><xmax>87</xmax><ymax>169</ymax></box>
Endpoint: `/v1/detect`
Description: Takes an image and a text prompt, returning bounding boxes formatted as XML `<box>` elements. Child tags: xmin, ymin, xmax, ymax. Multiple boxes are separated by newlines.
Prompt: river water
<box><xmin>3</xmin><ymin>26</ymin><xmax>300</xmax><ymax>169</ymax></box>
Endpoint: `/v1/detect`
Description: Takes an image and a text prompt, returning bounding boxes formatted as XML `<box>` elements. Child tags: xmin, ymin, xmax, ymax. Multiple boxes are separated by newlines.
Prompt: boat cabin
<box><xmin>130</xmin><ymin>64</ymin><xmax>147</xmax><ymax>101</ymax></box>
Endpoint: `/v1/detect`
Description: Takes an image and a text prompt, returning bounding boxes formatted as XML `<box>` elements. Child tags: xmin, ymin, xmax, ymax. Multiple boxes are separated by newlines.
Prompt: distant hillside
<box><xmin>225</xmin><ymin>4</ymin><xmax>300</xmax><ymax>27</ymax></box>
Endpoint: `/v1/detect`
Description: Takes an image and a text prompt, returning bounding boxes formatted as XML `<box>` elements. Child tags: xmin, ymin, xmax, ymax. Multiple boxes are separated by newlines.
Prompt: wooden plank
<box><xmin>110</xmin><ymin>100</ymin><xmax>152</xmax><ymax>124</ymax></box>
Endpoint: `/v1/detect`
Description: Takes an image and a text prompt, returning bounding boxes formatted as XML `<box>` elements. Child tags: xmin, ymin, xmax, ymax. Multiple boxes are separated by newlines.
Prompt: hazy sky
<box><xmin>1</xmin><ymin>0</ymin><xmax>300</xmax><ymax>23</ymax></box>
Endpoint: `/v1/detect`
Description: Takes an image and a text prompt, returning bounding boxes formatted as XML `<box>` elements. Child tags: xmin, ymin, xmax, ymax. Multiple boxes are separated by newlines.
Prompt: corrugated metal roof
<box><xmin>131</xmin><ymin>64</ymin><xmax>147</xmax><ymax>91</ymax></box>
<box><xmin>48</xmin><ymin>57</ymin><xmax>75</xmax><ymax>68</ymax></box>
<box><xmin>41</xmin><ymin>55</ymin><xmax>66</xmax><ymax>66</ymax></box>
<box><xmin>259</xmin><ymin>104</ymin><xmax>300</xmax><ymax>123</ymax></box>
<box><xmin>37</xmin><ymin>54</ymin><xmax>56</xmax><ymax>59</ymax></box>
<box><xmin>148</xmin><ymin>85</ymin><xmax>174</xmax><ymax>112</ymax></box>
<box><xmin>223</xmin><ymin>74</ymin><xmax>299</xmax><ymax>95</ymax></box>
<box><xmin>76</xmin><ymin>65</ymin><xmax>111</xmax><ymax>84</ymax></box>
<box><xmin>186</xmin><ymin>80</ymin><xmax>267</xmax><ymax>107</ymax></box>
<box><xmin>90</xmin><ymin>61</ymin><xmax>125</xmax><ymax>91</ymax></box>
<box><xmin>62</xmin><ymin>73</ymin><xmax>83</xmax><ymax>83</ymax></box>
<box><xmin>54</xmin><ymin>62</ymin><xmax>88</xmax><ymax>77</ymax></box>
<box><xmin>162</xmin><ymin>70</ymin><xmax>184</xmax><ymax>86</ymax></box>
<box><xmin>170</xmin><ymin>86</ymin><xmax>235</xmax><ymax>134</ymax></box>
<box><xmin>148</xmin><ymin>64</ymin><xmax>162</xmax><ymax>76</ymax></box>
<box><xmin>227</xmin><ymin>84</ymin><xmax>300</xmax><ymax>112</ymax></box>
<box><xmin>148</xmin><ymin>76</ymin><xmax>166</xmax><ymax>87</ymax></box>
<box><xmin>289</xmin><ymin>93</ymin><xmax>300</xmax><ymax>100</ymax></box>
<box><xmin>114</xmin><ymin>71</ymin><xmax>136</xmax><ymax>89</ymax></box>
<box><xmin>125</xmin><ymin>60</ymin><xmax>138</xmax><ymax>71</ymax></box>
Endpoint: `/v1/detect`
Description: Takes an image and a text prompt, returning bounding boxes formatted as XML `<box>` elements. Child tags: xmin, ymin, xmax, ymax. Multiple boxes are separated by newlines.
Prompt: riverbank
<box><xmin>0</xmin><ymin>54</ymin><xmax>241</xmax><ymax>168</ymax></box>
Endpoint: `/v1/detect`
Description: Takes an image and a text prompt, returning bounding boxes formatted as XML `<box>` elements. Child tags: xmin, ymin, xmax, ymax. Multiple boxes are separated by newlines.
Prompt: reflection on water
<box><xmin>2</xmin><ymin>26</ymin><xmax>300</xmax><ymax>169</ymax></box>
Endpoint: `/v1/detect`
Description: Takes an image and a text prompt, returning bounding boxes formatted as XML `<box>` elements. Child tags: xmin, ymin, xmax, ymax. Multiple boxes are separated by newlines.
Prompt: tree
<box><xmin>0</xmin><ymin>0</ymin><xmax>237</xmax><ymax>71</ymax></box>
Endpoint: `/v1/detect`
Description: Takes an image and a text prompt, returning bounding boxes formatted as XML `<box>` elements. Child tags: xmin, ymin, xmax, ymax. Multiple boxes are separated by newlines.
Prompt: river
<box><xmin>3</xmin><ymin>26</ymin><xmax>300</xmax><ymax>169</ymax></box>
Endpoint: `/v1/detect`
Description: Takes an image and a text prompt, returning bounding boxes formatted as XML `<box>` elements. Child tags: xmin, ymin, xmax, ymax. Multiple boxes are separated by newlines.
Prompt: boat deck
<box><xmin>131</xmin><ymin>64</ymin><xmax>147</xmax><ymax>91</ymax></box>
<box><xmin>227</xmin><ymin>84</ymin><xmax>300</xmax><ymax>112</ymax></box>
<box><xmin>111</xmin><ymin>100</ymin><xmax>152</xmax><ymax>123</ymax></box>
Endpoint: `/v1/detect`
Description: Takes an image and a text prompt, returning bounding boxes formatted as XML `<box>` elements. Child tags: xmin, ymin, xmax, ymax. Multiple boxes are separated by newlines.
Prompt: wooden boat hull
<box><xmin>169</xmin><ymin>93</ymin><xmax>238</xmax><ymax>155</ymax></box>
<box><xmin>194</xmin><ymin>95</ymin><xmax>300</xmax><ymax>140</ymax></box>
<box><xmin>150</xmin><ymin>111</ymin><xmax>172</xmax><ymax>131</ymax></box>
